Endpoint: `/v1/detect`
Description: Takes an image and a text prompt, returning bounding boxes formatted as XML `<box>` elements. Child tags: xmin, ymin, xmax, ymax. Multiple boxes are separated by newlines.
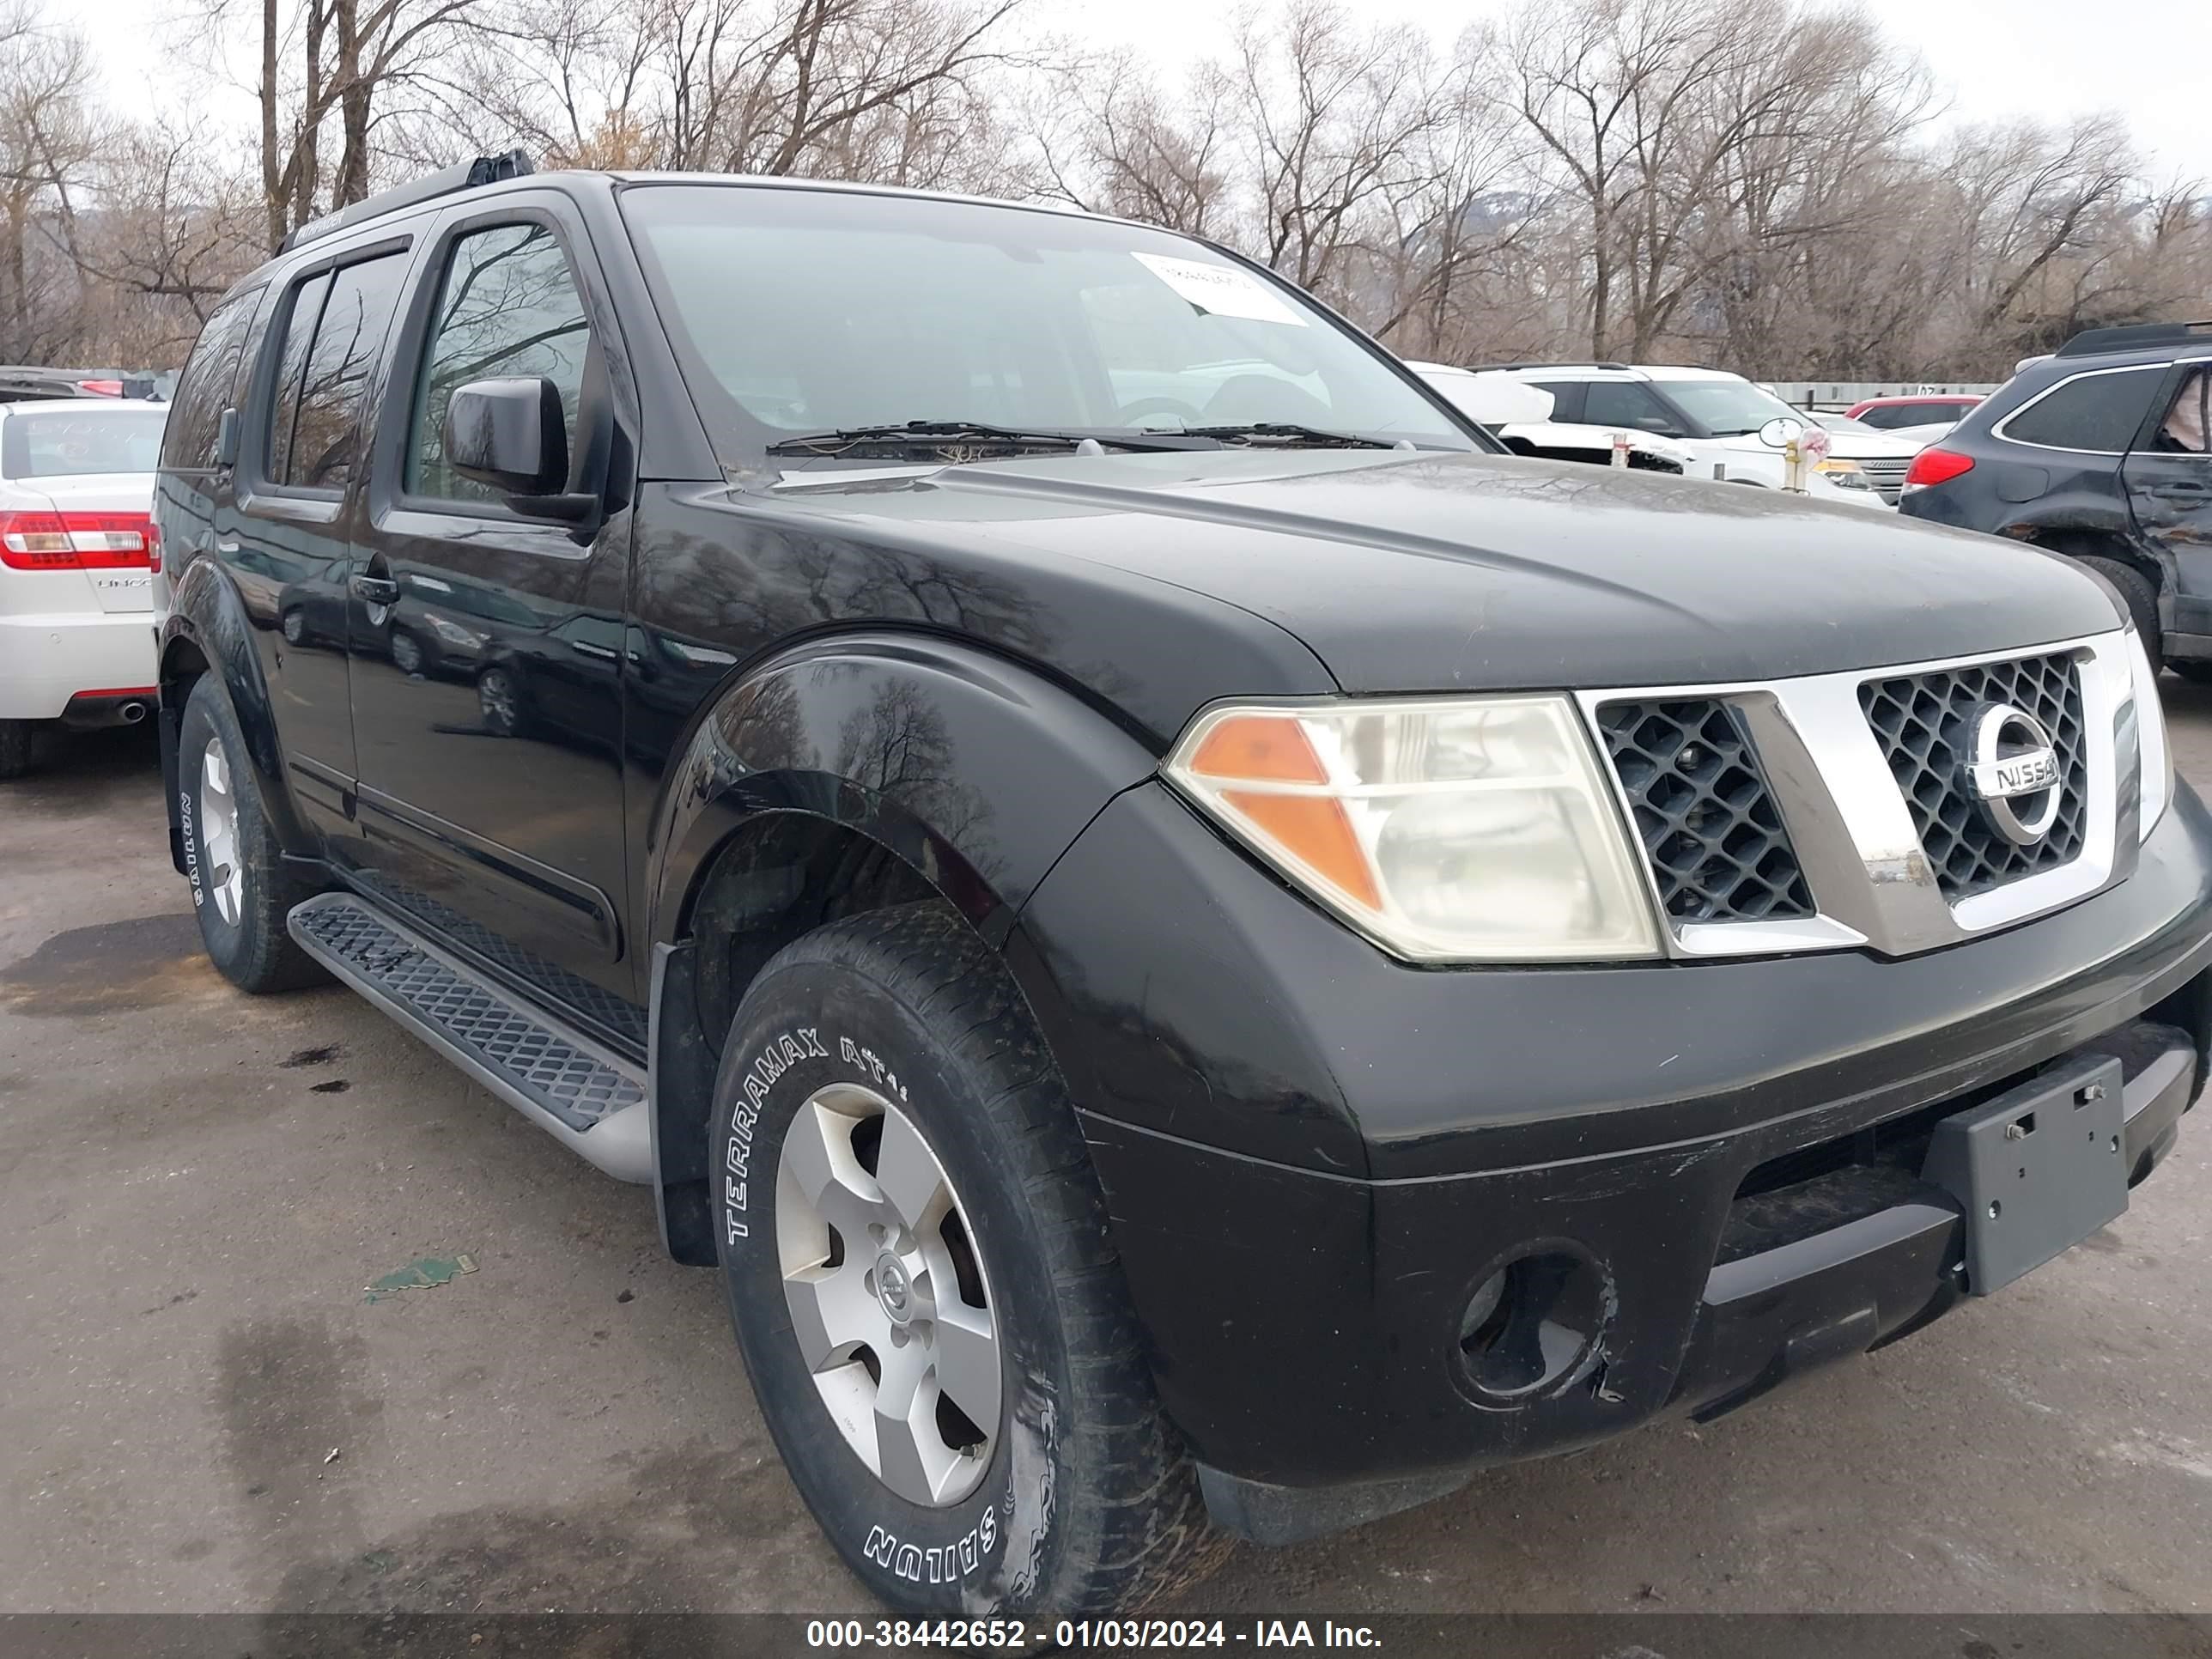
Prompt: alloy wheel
<box><xmin>775</xmin><ymin>1082</ymin><xmax>1002</xmax><ymax>1507</ymax></box>
<box><xmin>198</xmin><ymin>738</ymin><xmax>246</xmax><ymax>926</ymax></box>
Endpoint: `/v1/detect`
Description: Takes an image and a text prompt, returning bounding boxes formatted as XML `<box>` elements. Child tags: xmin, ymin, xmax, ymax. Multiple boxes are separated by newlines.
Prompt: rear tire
<box><xmin>0</xmin><ymin>719</ymin><xmax>45</xmax><ymax>780</ymax></box>
<box><xmin>178</xmin><ymin>678</ymin><xmax>328</xmax><ymax>994</ymax></box>
<box><xmin>711</xmin><ymin>903</ymin><xmax>1220</xmax><ymax>1616</ymax></box>
<box><xmin>2075</xmin><ymin>555</ymin><xmax>2160</xmax><ymax>667</ymax></box>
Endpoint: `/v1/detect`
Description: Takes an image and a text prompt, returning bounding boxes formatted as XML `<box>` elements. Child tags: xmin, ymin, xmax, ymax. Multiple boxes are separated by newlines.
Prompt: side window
<box><xmin>284</xmin><ymin>253</ymin><xmax>412</xmax><ymax>491</ymax></box>
<box><xmin>1531</xmin><ymin>382</ymin><xmax>1583</xmax><ymax>423</ymax></box>
<box><xmin>264</xmin><ymin>271</ymin><xmax>332</xmax><ymax>486</ymax></box>
<box><xmin>162</xmin><ymin>286</ymin><xmax>264</xmax><ymax>471</ymax></box>
<box><xmin>2002</xmin><ymin>368</ymin><xmax>2165</xmax><ymax>453</ymax></box>
<box><xmin>2154</xmin><ymin>368</ymin><xmax>2209</xmax><ymax>455</ymax></box>
<box><xmin>408</xmin><ymin>223</ymin><xmax>592</xmax><ymax>503</ymax></box>
<box><xmin>1583</xmin><ymin>381</ymin><xmax>1679</xmax><ymax>435</ymax></box>
<box><xmin>1854</xmin><ymin>405</ymin><xmax>1920</xmax><ymax>430</ymax></box>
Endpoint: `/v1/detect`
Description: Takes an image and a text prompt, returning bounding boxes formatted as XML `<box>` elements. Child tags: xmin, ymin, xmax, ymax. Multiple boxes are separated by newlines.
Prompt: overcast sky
<box><xmin>73</xmin><ymin>0</ymin><xmax>2212</xmax><ymax>183</ymax></box>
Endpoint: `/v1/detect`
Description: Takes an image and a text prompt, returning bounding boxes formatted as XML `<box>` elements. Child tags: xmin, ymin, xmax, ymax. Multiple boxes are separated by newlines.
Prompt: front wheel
<box><xmin>177</xmin><ymin>678</ymin><xmax>327</xmax><ymax>993</ymax></box>
<box><xmin>712</xmin><ymin>904</ymin><xmax>1219</xmax><ymax>1616</ymax></box>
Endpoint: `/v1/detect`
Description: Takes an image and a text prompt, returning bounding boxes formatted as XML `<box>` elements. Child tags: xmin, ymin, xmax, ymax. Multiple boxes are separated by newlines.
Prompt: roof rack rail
<box><xmin>1462</xmin><ymin>361</ymin><xmax>1636</xmax><ymax>374</ymax></box>
<box><xmin>2055</xmin><ymin>319</ymin><xmax>2212</xmax><ymax>358</ymax></box>
<box><xmin>280</xmin><ymin>150</ymin><xmax>536</xmax><ymax>255</ymax></box>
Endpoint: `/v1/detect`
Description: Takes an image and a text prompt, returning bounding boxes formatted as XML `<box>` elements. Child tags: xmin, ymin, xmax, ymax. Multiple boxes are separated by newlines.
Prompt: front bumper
<box><xmin>1010</xmin><ymin>781</ymin><xmax>2212</xmax><ymax>1538</ymax></box>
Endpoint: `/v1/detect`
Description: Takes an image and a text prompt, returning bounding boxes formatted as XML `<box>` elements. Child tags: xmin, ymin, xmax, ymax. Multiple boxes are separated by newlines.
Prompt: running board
<box><xmin>287</xmin><ymin>892</ymin><xmax>653</xmax><ymax>1182</ymax></box>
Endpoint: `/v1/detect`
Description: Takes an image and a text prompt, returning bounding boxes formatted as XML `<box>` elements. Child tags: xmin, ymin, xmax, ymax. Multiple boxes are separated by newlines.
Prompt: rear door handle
<box><xmin>2147</xmin><ymin>479</ymin><xmax>2211</xmax><ymax>498</ymax></box>
<box><xmin>351</xmin><ymin>574</ymin><xmax>400</xmax><ymax>605</ymax></box>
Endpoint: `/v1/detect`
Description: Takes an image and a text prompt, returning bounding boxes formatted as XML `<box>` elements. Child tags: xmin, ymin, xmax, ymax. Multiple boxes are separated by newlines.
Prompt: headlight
<box><xmin>426</xmin><ymin>613</ymin><xmax>485</xmax><ymax>648</ymax></box>
<box><xmin>1164</xmin><ymin>696</ymin><xmax>1660</xmax><ymax>961</ymax></box>
<box><xmin>2125</xmin><ymin>624</ymin><xmax>2171</xmax><ymax>837</ymax></box>
<box><xmin>1814</xmin><ymin>458</ymin><xmax>1871</xmax><ymax>489</ymax></box>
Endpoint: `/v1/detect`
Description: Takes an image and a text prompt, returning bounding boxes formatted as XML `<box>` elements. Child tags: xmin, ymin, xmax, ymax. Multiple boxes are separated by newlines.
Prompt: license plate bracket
<box><xmin>1921</xmin><ymin>1055</ymin><xmax>2127</xmax><ymax>1295</ymax></box>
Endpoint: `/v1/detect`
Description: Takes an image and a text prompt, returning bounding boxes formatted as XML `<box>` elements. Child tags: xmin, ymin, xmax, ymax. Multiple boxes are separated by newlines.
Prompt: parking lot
<box><xmin>3</xmin><ymin>696</ymin><xmax>2210</xmax><ymax>1621</ymax></box>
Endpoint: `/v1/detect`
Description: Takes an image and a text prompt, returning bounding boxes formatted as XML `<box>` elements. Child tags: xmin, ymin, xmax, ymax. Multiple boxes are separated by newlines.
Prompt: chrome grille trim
<box><xmin>1580</xmin><ymin>630</ymin><xmax>2138</xmax><ymax>960</ymax></box>
<box><xmin>1853</xmin><ymin>455</ymin><xmax>1912</xmax><ymax>504</ymax></box>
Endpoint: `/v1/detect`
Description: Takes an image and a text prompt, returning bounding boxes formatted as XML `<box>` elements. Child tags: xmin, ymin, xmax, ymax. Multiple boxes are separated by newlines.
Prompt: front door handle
<box><xmin>351</xmin><ymin>574</ymin><xmax>400</xmax><ymax>605</ymax></box>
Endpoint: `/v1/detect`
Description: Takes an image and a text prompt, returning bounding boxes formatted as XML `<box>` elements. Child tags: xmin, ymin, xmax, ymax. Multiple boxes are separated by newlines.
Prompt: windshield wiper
<box><xmin>1170</xmin><ymin>422</ymin><xmax>1408</xmax><ymax>450</ymax></box>
<box><xmin>764</xmin><ymin>421</ymin><xmax>1190</xmax><ymax>459</ymax></box>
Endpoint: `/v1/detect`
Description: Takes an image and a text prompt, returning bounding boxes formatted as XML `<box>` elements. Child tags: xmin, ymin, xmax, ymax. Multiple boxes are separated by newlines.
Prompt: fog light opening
<box><xmin>1455</xmin><ymin>1247</ymin><xmax>1609</xmax><ymax>1401</ymax></box>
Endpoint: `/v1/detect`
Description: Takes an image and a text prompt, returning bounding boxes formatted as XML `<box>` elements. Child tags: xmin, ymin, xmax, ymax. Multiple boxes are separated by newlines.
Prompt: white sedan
<box><xmin>0</xmin><ymin>398</ymin><xmax>167</xmax><ymax>778</ymax></box>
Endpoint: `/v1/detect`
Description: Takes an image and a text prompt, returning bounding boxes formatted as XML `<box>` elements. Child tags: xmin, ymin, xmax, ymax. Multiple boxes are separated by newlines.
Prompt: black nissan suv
<box><xmin>152</xmin><ymin>159</ymin><xmax>2212</xmax><ymax>1618</ymax></box>
<box><xmin>1900</xmin><ymin>320</ymin><xmax>2212</xmax><ymax>672</ymax></box>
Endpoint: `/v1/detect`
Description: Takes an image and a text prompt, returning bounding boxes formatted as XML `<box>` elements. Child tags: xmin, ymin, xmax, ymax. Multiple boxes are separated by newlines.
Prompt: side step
<box><xmin>288</xmin><ymin>891</ymin><xmax>653</xmax><ymax>1182</ymax></box>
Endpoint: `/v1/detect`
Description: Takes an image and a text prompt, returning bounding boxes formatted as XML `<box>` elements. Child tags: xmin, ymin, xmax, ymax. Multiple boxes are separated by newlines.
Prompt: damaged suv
<box><xmin>153</xmin><ymin>160</ymin><xmax>2212</xmax><ymax>1618</ymax></box>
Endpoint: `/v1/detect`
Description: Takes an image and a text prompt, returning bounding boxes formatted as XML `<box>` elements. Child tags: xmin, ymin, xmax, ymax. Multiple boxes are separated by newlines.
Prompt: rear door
<box><xmin>2122</xmin><ymin>362</ymin><xmax>2212</xmax><ymax>620</ymax></box>
<box><xmin>346</xmin><ymin>194</ymin><xmax>637</xmax><ymax>1018</ymax></box>
<box><xmin>229</xmin><ymin>246</ymin><xmax>416</xmax><ymax>837</ymax></box>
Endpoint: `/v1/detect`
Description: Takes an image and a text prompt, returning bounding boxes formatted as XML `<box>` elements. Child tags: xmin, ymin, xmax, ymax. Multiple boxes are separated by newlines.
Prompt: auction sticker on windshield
<box><xmin>1132</xmin><ymin>252</ymin><xmax>1307</xmax><ymax>325</ymax></box>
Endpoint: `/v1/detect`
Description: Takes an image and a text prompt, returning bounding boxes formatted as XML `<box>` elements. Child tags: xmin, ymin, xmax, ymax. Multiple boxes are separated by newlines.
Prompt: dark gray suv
<box><xmin>1900</xmin><ymin>321</ymin><xmax>2212</xmax><ymax>673</ymax></box>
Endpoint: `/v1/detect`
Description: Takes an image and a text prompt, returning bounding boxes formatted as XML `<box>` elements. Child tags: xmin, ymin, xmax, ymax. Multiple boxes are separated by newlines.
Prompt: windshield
<box><xmin>618</xmin><ymin>184</ymin><xmax>1480</xmax><ymax>460</ymax></box>
<box><xmin>1648</xmin><ymin>379</ymin><xmax>1805</xmax><ymax>437</ymax></box>
<box><xmin>2</xmin><ymin>405</ymin><xmax>168</xmax><ymax>477</ymax></box>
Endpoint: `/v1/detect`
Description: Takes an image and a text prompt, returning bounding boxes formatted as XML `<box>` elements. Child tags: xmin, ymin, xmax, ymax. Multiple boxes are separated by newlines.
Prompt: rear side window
<box><xmin>264</xmin><ymin>271</ymin><xmax>332</xmax><ymax>485</ymax></box>
<box><xmin>407</xmin><ymin>223</ymin><xmax>592</xmax><ymax>502</ymax></box>
<box><xmin>162</xmin><ymin>287</ymin><xmax>264</xmax><ymax>471</ymax></box>
<box><xmin>2001</xmin><ymin>368</ymin><xmax>2166</xmax><ymax>453</ymax></box>
<box><xmin>279</xmin><ymin>253</ymin><xmax>412</xmax><ymax>491</ymax></box>
<box><xmin>1530</xmin><ymin>382</ymin><xmax>1584</xmax><ymax>422</ymax></box>
<box><xmin>1</xmin><ymin>406</ymin><xmax>169</xmax><ymax>478</ymax></box>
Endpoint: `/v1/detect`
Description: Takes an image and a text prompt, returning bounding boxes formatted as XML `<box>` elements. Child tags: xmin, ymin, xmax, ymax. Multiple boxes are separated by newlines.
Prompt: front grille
<box><xmin>1858</xmin><ymin>652</ymin><xmax>2087</xmax><ymax>902</ymax></box>
<box><xmin>1595</xmin><ymin>699</ymin><xmax>1815</xmax><ymax>924</ymax></box>
<box><xmin>1854</xmin><ymin>455</ymin><xmax>1911</xmax><ymax>503</ymax></box>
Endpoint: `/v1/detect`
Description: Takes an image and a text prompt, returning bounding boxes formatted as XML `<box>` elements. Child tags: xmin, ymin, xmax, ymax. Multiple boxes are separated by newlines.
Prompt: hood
<box><xmin>762</xmin><ymin>448</ymin><xmax>2124</xmax><ymax>693</ymax></box>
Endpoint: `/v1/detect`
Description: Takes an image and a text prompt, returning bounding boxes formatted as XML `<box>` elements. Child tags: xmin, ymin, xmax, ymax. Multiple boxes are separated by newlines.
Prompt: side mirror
<box><xmin>447</xmin><ymin>376</ymin><xmax>568</xmax><ymax>494</ymax></box>
<box><xmin>445</xmin><ymin>377</ymin><xmax>597</xmax><ymax>521</ymax></box>
<box><xmin>216</xmin><ymin>407</ymin><xmax>240</xmax><ymax>468</ymax></box>
<box><xmin>1757</xmin><ymin>416</ymin><xmax>1808</xmax><ymax>450</ymax></box>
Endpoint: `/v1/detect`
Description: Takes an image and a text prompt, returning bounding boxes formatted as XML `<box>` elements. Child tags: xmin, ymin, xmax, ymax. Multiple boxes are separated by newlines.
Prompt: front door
<box><xmin>348</xmin><ymin>201</ymin><xmax>636</xmax><ymax>1022</ymax></box>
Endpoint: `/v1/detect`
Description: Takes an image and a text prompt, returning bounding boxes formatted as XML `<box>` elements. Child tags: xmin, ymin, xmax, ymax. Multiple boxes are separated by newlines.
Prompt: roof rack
<box><xmin>1462</xmin><ymin>362</ymin><xmax>1635</xmax><ymax>374</ymax></box>
<box><xmin>2055</xmin><ymin>319</ymin><xmax>2212</xmax><ymax>358</ymax></box>
<box><xmin>280</xmin><ymin>149</ymin><xmax>536</xmax><ymax>254</ymax></box>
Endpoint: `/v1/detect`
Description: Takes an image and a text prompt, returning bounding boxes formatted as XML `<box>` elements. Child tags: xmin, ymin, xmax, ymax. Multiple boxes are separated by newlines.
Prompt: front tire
<box><xmin>712</xmin><ymin>904</ymin><xmax>1218</xmax><ymax>1616</ymax></box>
<box><xmin>177</xmin><ymin>678</ymin><xmax>327</xmax><ymax>993</ymax></box>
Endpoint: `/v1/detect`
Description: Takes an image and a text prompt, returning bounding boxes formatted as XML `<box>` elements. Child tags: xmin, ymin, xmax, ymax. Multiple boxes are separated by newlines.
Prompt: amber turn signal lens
<box><xmin>1187</xmin><ymin>714</ymin><xmax>1329</xmax><ymax>783</ymax></box>
<box><xmin>1221</xmin><ymin>790</ymin><xmax>1382</xmax><ymax>908</ymax></box>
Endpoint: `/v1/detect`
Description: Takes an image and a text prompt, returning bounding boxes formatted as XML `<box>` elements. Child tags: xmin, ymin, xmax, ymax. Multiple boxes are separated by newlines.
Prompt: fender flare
<box><xmin>160</xmin><ymin>556</ymin><xmax>317</xmax><ymax>860</ymax></box>
<box><xmin>648</xmin><ymin>631</ymin><xmax>1158</xmax><ymax>951</ymax></box>
<box><xmin>644</xmin><ymin>630</ymin><xmax>1160</xmax><ymax>1263</ymax></box>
